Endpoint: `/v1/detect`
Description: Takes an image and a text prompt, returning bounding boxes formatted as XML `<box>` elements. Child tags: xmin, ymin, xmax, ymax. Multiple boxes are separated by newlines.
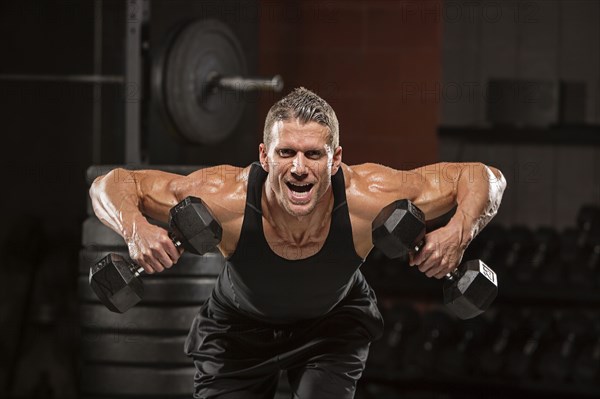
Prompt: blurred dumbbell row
<box><xmin>465</xmin><ymin>205</ymin><xmax>600</xmax><ymax>289</ymax></box>
<box><xmin>367</xmin><ymin>302</ymin><xmax>600</xmax><ymax>387</ymax></box>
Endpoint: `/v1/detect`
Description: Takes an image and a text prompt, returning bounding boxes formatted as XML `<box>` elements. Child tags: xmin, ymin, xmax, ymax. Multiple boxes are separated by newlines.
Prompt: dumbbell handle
<box><xmin>212</xmin><ymin>74</ymin><xmax>284</xmax><ymax>92</ymax></box>
<box><xmin>132</xmin><ymin>234</ymin><xmax>182</xmax><ymax>276</ymax></box>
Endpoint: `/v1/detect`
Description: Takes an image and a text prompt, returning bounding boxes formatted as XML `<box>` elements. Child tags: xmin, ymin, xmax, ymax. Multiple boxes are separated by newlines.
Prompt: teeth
<box><xmin>286</xmin><ymin>181</ymin><xmax>313</xmax><ymax>195</ymax></box>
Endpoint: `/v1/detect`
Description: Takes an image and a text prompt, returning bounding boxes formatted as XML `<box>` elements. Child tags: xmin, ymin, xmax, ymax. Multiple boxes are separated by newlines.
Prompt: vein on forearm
<box><xmin>455</xmin><ymin>163</ymin><xmax>506</xmax><ymax>238</ymax></box>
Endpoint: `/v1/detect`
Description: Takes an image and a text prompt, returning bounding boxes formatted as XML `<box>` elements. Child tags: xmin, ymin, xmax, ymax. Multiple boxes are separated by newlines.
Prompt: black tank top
<box><xmin>213</xmin><ymin>162</ymin><xmax>365</xmax><ymax>323</ymax></box>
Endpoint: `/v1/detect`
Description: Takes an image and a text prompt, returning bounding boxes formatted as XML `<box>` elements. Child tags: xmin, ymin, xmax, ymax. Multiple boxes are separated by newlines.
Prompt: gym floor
<box><xmin>0</xmin><ymin>1</ymin><xmax>599</xmax><ymax>398</ymax></box>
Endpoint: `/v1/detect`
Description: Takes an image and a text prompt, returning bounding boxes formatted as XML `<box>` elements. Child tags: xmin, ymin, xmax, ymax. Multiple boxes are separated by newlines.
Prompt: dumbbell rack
<box><xmin>360</xmin><ymin>206</ymin><xmax>600</xmax><ymax>399</ymax></box>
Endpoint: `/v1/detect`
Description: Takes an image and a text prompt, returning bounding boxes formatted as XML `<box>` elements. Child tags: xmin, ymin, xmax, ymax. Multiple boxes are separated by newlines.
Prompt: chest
<box><xmin>217</xmin><ymin>212</ymin><xmax>373</xmax><ymax>260</ymax></box>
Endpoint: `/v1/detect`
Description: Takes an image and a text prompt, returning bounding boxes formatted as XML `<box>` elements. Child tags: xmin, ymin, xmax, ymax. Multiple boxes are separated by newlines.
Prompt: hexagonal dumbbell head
<box><xmin>169</xmin><ymin>196</ymin><xmax>223</xmax><ymax>255</ymax></box>
<box><xmin>372</xmin><ymin>199</ymin><xmax>426</xmax><ymax>259</ymax></box>
<box><xmin>89</xmin><ymin>253</ymin><xmax>144</xmax><ymax>313</ymax></box>
<box><xmin>443</xmin><ymin>259</ymin><xmax>498</xmax><ymax>320</ymax></box>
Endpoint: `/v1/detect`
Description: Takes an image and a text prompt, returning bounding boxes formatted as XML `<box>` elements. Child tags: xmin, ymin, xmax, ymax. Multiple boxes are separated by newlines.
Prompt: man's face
<box><xmin>259</xmin><ymin>118</ymin><xmax>342</xmax><ymax>217</ymax></box>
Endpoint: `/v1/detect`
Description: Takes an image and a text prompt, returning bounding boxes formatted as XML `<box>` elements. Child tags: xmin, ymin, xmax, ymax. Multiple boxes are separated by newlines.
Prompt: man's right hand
<box><xmin>126</xmin><ymin>219</ymin><xmax>183</xmax><ymax>274</ymax></box>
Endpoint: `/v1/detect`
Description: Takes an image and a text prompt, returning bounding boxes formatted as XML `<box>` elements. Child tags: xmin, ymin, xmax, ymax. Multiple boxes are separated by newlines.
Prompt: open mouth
<box><xmin>286</xmin><ymin>182</ymin><xmax>314</xmax><ymax>193</ymax></box>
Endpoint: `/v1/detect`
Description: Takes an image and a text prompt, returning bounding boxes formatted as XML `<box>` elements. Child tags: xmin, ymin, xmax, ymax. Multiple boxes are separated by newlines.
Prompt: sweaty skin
<box><xmin>90</xmin><ymin>118</ymin><xmax>506</xmax><ymax>279</ymax></box>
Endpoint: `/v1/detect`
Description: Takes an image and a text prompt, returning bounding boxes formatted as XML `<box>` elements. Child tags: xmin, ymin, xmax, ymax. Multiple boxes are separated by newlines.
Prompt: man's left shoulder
<box><xmin>341</xmin><ymin>163</ymin><xmax>405</xmax><ymax>220</ymax></box>
<box><xmin>341</xmin><ymin>162</ymin><xmax>398</xmax><ymax>191</ymax></box>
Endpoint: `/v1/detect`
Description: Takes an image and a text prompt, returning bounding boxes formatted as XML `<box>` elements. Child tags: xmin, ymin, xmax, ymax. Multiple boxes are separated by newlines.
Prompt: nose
<box><xmin>291</xmin><ymin>153</ymin><xmax>307</xmax><ymax>177</ymax></box>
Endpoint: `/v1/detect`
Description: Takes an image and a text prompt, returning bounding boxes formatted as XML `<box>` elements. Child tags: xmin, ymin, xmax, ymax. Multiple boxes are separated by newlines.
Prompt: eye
<box><xmin>278</xmin><ymin>149</ymin><xmax>295</xmax><ymax>157</ymax></box>
<box><xmin>305</xmin><ymin>151</ymin><xmax>323</xmax><ymax>159</ymax></box>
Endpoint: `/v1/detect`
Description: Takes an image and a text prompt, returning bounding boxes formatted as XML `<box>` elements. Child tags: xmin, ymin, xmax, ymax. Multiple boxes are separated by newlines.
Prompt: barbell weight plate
<box><xmin>81</xmin><ymin>333</ymin><xmax>189</xmax><ymax>365</ymax></box>
<box><xmin>80</xmin><ymin>365</ymin><xmax>195</xmax><ymax>396</ymax></box>
<box><xmin>79</xmin><ymin>249</ymin><xmax>224</xmax><ymax>277</ymax></box>
<box><xmin>157</xmin><ymin>19</ymin><xmax>247</xmax><ymax>144</ymax></box>
<box><xmin>80</xmin><ymin>304</ymin><xmax>199</xmax><ymax>333</ymax></box>
<box><xmin>78</xmin><ymin>275</ymin><xmax>216</xmax><ymax>304</ymax></box>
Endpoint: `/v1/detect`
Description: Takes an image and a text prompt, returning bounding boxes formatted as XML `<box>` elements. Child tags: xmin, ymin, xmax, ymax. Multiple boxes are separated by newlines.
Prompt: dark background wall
<box><xmin>438</xmin><ymin>0</ymin><xmax>600</xmax><ymax>228</ymax></box>
<box><xmin>258</xmin><ymin>0</ymin><xmax>443</xmax><ymax>168</ymax></box>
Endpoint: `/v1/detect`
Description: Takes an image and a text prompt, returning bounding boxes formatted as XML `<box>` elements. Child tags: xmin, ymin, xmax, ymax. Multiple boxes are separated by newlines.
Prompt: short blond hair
<box><xmin>263</xmin><ymin>87</ymin><xmax>339</xmax><ymax>149</ymax></box>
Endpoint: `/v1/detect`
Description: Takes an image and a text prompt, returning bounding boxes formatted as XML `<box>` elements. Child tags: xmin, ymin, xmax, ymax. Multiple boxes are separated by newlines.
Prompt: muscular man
<box><xmin>90</xmin><ymin>87</ymin><xmax>506</xmax><ymax>398</ymax></box>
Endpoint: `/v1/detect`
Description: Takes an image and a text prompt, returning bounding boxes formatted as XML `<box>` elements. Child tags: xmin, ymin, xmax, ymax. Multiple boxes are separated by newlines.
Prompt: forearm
<box><xmin>449</xmin><ymin>163</ymin><xmax>507</xmax><ymax>247</ymax></box>
<box><xmin>89</xmin><ymin>168</ymin><xmax>148</xmax><ymax>241</ymax></box>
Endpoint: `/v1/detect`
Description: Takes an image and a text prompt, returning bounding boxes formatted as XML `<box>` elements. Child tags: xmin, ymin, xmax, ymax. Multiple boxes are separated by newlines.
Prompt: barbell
<box><xmin>153</xmin><ymin>19</ymin><xmax>283</xmax><ymax>145</ymax></box>
<box><xmin>0</xmin><ymin>19</ymin><xmax>283</xmax><ymax>146</ymax></box>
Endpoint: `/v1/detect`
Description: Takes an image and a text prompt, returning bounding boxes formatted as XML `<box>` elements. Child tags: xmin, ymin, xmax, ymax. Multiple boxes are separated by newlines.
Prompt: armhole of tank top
<box><xmin>227</xmin><ymin>162</ymin><xmax>264</xmax><ymax>262</ymax></box>
<box><xmin>331</xmin><ymin>168</ymin><xmax>364</xmax><ymax>262</ymax></box>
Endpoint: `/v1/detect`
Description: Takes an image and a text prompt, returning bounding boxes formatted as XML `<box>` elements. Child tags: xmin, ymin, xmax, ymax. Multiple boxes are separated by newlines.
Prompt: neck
<box><xmin>262</xmin><ymin>183</ymin><xmax>334</xmax><ymax>245</ymax></box>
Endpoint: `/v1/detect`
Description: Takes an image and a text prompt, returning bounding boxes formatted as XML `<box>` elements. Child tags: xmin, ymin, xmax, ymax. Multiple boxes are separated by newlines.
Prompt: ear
<box><xmin>258</xmin><ymin>143</ymin><xmax>269</xmax><ymax>172</ymax></box>
<box><xmin>331</xmin><ymin>146</ymin><xmax>342</xmax><ymax>174</ymax></box>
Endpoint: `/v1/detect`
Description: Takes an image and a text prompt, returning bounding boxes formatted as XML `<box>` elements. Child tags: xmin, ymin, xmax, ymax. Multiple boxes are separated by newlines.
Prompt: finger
<box><xmin>164</xmin><ymin>241</ymin><xmax>181</xmax><ymax>264</ymax></box>
<box><xmin>416</xmin><ymin>248</ymin><xmax>436</xmax><ymax>273</ymax></box>
<box><xmin>138</xmin><ymin>260</ymin><xmax>155</xmax><ymax>274</ymax></box>
<box><xmin>434</xmin><ymin>269</ymin><xmax>448</xmax><ymax>279</ymax></box>
<box><xmin>422</xmin><ymin>261</ymin><xmax>440</xmax><ymax>278</ymax></box>
<box><xmin>144</xmin><ymin>254</ymin><xmax>165</xmax><ymax>273</ymax></box>
<box><xmin>431</xmin><ymin>263</ymin><xmax>448</xmax><ymax>279</ymax></box>
<box><xmin>418</xmin><ymin>259</ymin><xmax>435</xmax><ymax>274</ymax></box>
<box><xmin>408</xmin><ymin>253</ymin><xmax>416</xmax><ymax>266</ymax></box>
<box><xmin>413</xmin><ymin>248</ymin><xmax>432</xmax><ymax>268</ymax></box>
<box><xmin>151</xmin><ymin>258</ymin><xmax>165</xmax><ymax>273</ymax></box>
<box><xmin>434</xmin><ymin>255</ymin><xmax>457</xmax><ymax>279</ymax></box>
<box><xmin>154</xmin><ymin>249</ymin><xmax>174</xmax><ymax>269</ymax></box>
<box><xmin>130</xmin><ymin>254</ymin><xmax>154</xmax><ymax>275</ymax></box>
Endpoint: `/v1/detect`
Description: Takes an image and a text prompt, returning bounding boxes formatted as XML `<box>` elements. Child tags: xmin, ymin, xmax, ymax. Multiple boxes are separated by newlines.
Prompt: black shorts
<box><xmin>184</xmin><ymin>274</ymin><xmax>384</xmax><ymax>399</ymax></box>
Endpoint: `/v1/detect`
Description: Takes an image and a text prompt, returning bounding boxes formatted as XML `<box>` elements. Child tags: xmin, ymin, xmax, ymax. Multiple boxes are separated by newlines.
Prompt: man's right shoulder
<box><xmin>187</xmin><ymin>164</ymin><xmax>250</xmax><ymax>185</ymax></box>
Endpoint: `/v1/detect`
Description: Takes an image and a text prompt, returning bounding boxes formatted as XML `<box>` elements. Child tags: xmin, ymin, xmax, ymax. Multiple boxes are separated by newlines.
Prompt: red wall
<box><xmin>258</xmin><ymin>0</ymin><xmax>443</xmax><ymax>169</ymax></box>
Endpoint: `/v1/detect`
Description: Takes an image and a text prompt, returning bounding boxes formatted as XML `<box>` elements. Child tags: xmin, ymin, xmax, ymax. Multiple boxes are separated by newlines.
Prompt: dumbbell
<box><xmin>89</xmin><ymin>196</ymin><xmax>222</xmax><ymax>313</ymax></box>
<box><xmin>403</xmin><ymin>309</ymin><xmax>457</xmax><ymax>375</ymax></box>
<box><xmin>535</xmin><ymin>311</ymin><xmax>591</xmax><ymax>382</ymax></box>
<box><xmin>504</xmin><ymin>308</ymin><xmax>552</xmax><ymax>380</ymax></box>
<box><xmin>436</xmin><ymin>313</ymin><xmax>489</xmax><ymax>376</ymax></box>
<box><xmin>568</xmin><ymin>229</ymin><xmax>600</xmax><ymax>288</ymax></box>
<box><xmin>503</xmin><ymin>226</ymin><xmax>536</xmax><ymax>272</ymax></box>
<box><xmin>368</xmin><ymin>303</ymin><xmax>421</xmax><ymax>371</ymax></box>
<box><xmin>575</xmin><ymin>205</ymin><xmax>600</xmax><ymax>248</ymax></box>
<box><xmin>515</xmin><ymin>227</ymin><xmax>560</xmax><ymax>285</ymax></box>
<box><xmin>478</xmin><ymin>308</ymin><xmax>522</xmax><ymax>377</ymax></box>
<box><xmin>571</xmin><ymin>317</ymin><xmax>600</xmax><ymax>383</ymax></box>
<box><xmin>372</xmin><ymin>199</ymin><xmax>498</xmax><ymax>319</ymax></box>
